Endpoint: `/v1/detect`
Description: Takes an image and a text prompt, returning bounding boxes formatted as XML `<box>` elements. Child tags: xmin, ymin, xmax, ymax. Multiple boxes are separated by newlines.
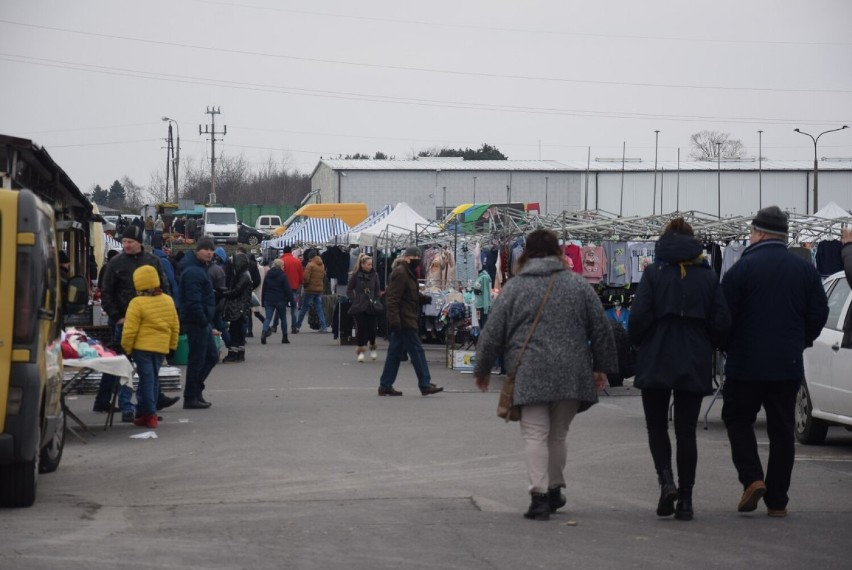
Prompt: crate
<box><xmin>76</xmin><ymin>325</ymin><xmax>113</xmax><ymax>344</ymax></box>
<box><xmin>64</xmin><ymin>305</ymin><xmax>93</xmax><ymax>327</ymax></box>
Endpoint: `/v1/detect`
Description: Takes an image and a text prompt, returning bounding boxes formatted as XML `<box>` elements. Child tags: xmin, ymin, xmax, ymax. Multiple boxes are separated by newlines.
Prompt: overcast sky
<box><xmin>2</xmin><ymin>0</ymin><xmax>851</xmax><ymax>196</ymax></box>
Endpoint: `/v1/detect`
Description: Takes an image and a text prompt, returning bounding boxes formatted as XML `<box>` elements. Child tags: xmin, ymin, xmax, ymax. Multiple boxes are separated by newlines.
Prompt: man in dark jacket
<box><xmin>178</xmin><ymin>237</ymin><xmax>219</xmax><ymax>409</ymax></box>
<box><xmin>96</xmin><ymin>225</ymin><xmax>179</xmax><ymax>420</ymax></box>
<box><xmin>377</xmin><ymin>247</ymin><xmax>443</xmax><ymax>396</ymax></box>
<box><xmin>721</xmin><ymin>206</ymin><xmax>829</xmax><ymax>517</ymax></box>
<box><xmin>260</xmin><ymin>258</ymin><xmax>295</xmax><ymax>344</ymax></box>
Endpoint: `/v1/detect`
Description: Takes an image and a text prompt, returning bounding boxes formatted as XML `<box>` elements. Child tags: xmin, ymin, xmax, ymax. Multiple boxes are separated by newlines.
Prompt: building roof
<box><xmin>316</xmin><ymin>158</ymin><xmax>852</xmax><ymax>174</ymax></box>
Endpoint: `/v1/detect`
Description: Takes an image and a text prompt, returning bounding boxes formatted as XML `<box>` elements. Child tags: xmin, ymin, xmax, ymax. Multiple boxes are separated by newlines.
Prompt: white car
<box><xmin>797</xmin><ymin>270</ymin><xmax>852</xmax><ymax>444</ymax></box>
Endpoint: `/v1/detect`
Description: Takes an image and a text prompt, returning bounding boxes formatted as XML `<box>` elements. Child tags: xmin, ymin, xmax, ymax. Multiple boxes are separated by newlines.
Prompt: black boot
<box><xmin>236</xmin><ymin>349</ymin><xmax>245</xmax><ymax>362</ymax></box>
<box><xmin>260</xmin><ymin>330</ymin><xmax>269</xmax><ymax>345</ymax></box>
<box><xmin>548</xmin><ymin>487</ymin><xmax>567</xmax><ymax>513</ymax></box>
<box><xmin>657</xmin><ymin>468</ymin><xmax>678</xmax><ymax>517</ymax></box>
<box><xmin>523</xmin><ymin>493</ymin><xmax>550</xmax><ymax>521</ymax></box>
<box><xmin>222</xmin><ymin>350</ymin><xmax>240</xmax><ymax>363</ymax></box>
<box><xmin>281</xmin><ymin>334</ymin><xmax>290</xmax><ymax>344</ymax></box>
<box><xmin>675</xmin><ymin>486</ymin><xmax>693</xmax><ymax>521</ymax></box>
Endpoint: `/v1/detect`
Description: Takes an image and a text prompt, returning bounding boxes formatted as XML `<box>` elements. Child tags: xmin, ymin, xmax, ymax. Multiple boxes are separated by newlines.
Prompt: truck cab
<box><xmin>0</xmin><ymin>189</ymin><xmax>86</xmax><ymax>507</ymax></box>
<box><xmin>202</xmin><ymin>206</ymin><xmax>239</xmax><ymax>244</ymax></box>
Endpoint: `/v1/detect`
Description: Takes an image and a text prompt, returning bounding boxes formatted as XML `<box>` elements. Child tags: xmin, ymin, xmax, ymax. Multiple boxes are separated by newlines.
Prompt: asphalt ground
<box><xmin>2</xmin><ymin>328</ymin><xmax>851</xmax><ymax>569</ymax></box>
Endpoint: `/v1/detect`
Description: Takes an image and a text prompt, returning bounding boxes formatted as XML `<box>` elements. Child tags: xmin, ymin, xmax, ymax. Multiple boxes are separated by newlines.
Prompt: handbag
<box><xmin>497</xmin><ymin>274</ymin><xmax>556</xmax><ymax>422</ymax></box>
<box><xmin>365</xmin><ymin>288</ymin><xmax>384</xmax><ymax>315</ymax></box>
<box><xmin>250</xmin><ymin>292</ymin><xmax>261</xmax><ymax>307</ymax></box>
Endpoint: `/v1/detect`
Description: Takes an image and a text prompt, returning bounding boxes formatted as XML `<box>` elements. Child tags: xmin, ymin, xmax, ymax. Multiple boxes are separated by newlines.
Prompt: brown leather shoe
<box><xmin>767</xmin><ymin>508</ymin><xmax>787</xmax><ymax>518</ymax></box>
<box><xmin>737</xmin><ymin>480</ymin><xmax>767</xmax><ymax>512</ymax></box>
<box><xmin>420</xmin><ymin>384</ymin><xmax>444</xmax><ymax>396</ymax></box>
<box><xmin>378</xmin><ymin>386</ymin><xmax>402</xmax><ymax>396</ymax></box>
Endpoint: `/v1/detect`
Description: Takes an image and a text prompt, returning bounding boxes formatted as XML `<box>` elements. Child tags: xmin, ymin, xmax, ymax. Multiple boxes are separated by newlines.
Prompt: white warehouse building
<box><xmin>310</xmin><ymin>158</ymin><xmax>852</xmax><ymax>221</ymax></box>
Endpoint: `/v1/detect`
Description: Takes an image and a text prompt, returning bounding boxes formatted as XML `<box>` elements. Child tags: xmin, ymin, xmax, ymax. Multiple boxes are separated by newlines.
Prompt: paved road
<box><xmin>2</xmin><ymin>330</ymin><xmax>851</xmax><ymax>569</ymax></box>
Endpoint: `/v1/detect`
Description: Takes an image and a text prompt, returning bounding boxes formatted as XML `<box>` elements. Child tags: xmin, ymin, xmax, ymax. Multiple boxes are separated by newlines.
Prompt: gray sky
<box><xmin>2</xmin><ymin>0</ymin><xmax>851</xmax><ymax>197</ymax></box>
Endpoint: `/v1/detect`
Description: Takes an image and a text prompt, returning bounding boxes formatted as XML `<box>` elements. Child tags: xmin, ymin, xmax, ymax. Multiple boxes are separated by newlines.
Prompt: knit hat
<box><xmin>751</xmin><ymin>206</ymin><xmax>788</xmax><ymax>236</ymax></box>
<box><xmin>196</xmin><ymin>236</ymin><xmax>215</xmax><ymax>251</ymax></box>
<box><xmin>121</xmin><ymin>225</ymin><xmax>144</xmax><ymax>243</ymax></box>
<box><xmin>403</xmin><ymin>246</ymin><xmax>422</xmax><ymax>257</ymax></box>
<box><xmin>214</xmin><ymin>247</ymin><xmax>228</xmax><ymax>262</ymax></box>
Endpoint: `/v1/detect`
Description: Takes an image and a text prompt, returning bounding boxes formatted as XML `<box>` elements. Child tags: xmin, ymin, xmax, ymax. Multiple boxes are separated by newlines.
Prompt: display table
<box><xmin>62</xmin><ymin>356</ymin><xmax>134</xmax><ymax>440</ymax></box>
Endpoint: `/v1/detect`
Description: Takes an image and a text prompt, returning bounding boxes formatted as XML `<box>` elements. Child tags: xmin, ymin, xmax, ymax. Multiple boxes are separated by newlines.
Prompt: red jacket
<box><xmin>280</xmin><ymin>252</ymin><xmax>304</xmax><ymax>291</ymax></box>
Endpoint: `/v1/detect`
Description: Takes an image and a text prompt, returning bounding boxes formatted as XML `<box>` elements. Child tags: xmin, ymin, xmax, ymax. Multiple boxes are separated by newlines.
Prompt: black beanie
<box><xmin>121</xmin><ymin>225</ymin><xmax>144</xmax><ymax>243</ymax></box>
<box><xmin>196</xmin><ymin>236</ymin><xmax>215</xmax><ymax>251</ymax></box>
<box><xmin>751</xmin><ymin>206</ymin><xmax>788</xmax><ymax>236</ymax></box>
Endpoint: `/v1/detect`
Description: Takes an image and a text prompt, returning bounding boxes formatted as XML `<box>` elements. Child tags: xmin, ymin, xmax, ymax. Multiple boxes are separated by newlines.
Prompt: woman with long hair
<box><xmin>629</xmin><ymin>217</ymin><xmax>730</xmax><ymax>521</ymax></box>
<box><xmin>346</xmin><ymin>253</ymin><xmax>382</xmax><ymax>362</ymax></box>
<box><xmin>474</xmin><ymin>229</ymin><xmax>617</xmax><ymax>521</ymax></box>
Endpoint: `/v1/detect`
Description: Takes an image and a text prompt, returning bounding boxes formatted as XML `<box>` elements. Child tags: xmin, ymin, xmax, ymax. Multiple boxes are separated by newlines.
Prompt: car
<box><xmin>254</xmin><ymin>215</ymin><xmax>282</xmax><ymax>233</ymax></box>
<box><xmin>797</xmin><ymin>270</ymin><xmax>852</xmax><ymax>444</ymax></box>
<box><xmin>238</xmin><ymin>222</ymin><xmax>270</xmax><ymax>246</ymax></box>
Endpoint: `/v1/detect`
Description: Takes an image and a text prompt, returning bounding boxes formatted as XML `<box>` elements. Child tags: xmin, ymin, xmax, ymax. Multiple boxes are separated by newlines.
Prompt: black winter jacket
<box><xmin>629</xmin><ymin>232</ymin><xmax>731</xmax><ymax>394</ymax></box>
<box><xmin>346</xmin><ymin>269</ymin><xmax>381</xmax><ymax>315</ymax></box>
<box><xmin>178</xmin><ymin>252</ymin><xmax>216</xmax><ymax>326</ymax></box>
<box><xmin>722</xmin><ymin>239</ymin><xmax>828</xmax><ymax>382</ymax></box>
<box><xmin>261</xmin><ymin>267</ymin><xmax>295</xmax><ymax>308</ymax></box>
<box><xmin>221</xmin><ymin>253</ymin><xmax>254</xmax><ymax>321</ymax></box>
<box><xmin>385</xmin><ymin>260</ymin><xmax>430</xmax><ymax>331</ymax></box>
<box><xmin>101</xmin><ymin>249</ymin><xmax>170</xmax><ymax>323</ymax></box>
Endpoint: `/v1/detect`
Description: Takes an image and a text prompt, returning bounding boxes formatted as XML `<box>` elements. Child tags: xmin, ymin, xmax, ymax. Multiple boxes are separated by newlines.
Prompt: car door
<box><xmin>809</xmin><ymin>276</ymin><xmax>852</xmax><ymax>416</ymax></box>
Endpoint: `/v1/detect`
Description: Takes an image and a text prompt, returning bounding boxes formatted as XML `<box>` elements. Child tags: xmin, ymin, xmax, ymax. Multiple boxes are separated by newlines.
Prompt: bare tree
<box><xmin>122</xmin><ymin>176</ymin><xmax>150</xmax><ymax>210</ymax></box>
<box><xmin>689</xmin><ymin>131</ymin><xmax>746</xmax><ymax>160</ymax></box>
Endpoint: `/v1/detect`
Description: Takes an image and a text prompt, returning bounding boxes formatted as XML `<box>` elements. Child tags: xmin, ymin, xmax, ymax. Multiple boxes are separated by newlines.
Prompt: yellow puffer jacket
<box><xmin>122</xmin><ymin>265</ymin><xmax>180</xmax><ymax>355</ymax></box>
<box><xmin>302</xmin><ymin>255</ymin><xmax>326</xmax><ymax>294</ymax></box>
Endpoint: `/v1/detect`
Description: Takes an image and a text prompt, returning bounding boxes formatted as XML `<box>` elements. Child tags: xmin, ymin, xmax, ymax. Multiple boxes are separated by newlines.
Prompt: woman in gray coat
<box><xmin>474</xmin><ymin>229</ymin><xmax>618</xmax><ymax>521</ymax></box>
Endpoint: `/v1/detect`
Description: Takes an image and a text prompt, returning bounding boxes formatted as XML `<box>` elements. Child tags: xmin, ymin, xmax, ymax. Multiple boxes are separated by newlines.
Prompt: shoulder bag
<box><xmin>497</xmin><ymin>273</ymin><xmax>556</xmax><ymax>422</ymax></box>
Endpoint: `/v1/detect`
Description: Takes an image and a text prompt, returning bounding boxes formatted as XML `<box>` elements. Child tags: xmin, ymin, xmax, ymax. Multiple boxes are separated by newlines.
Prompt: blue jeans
<box><xmin>95</xmin><ymin>322</ymin><xmax>135</xmax><ymax>413</ymax></box>
<box><xmin>379</xmin><ymin>328</ymin><xmax>431</xmax><ymax>390</ymax></box>
<box><xmin>133</xmin><ymin>350</ymin><xmax>163</xmax><ymax>416</ymax></box>
<box><xmin>296</xmin><ymin>293</ymin><xmax>327</xmax><ymax>329</ymax></box>
<box><xmin>273</xmin><ymin>299</ymin><xmax>298</xmax><ymax>330</ymax></box>
<box><xmin>184</xmin><ymin>323</ymin><xmax>219</xmax><ymax>401</ymax></box>
<box><xmin>263</xmin><ymin>303</ymin><xmax>288</xmax><ymax>333</ymax></box>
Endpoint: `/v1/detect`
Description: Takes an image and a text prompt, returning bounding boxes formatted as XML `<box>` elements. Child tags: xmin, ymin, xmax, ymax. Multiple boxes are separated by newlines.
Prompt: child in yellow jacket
<box><xmin>122</xmin><ymin>265</ymin><xmax>180</xmax><ymax>428</ymax></box>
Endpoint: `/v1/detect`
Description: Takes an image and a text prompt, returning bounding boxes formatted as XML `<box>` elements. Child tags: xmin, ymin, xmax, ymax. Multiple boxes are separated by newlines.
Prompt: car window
<box><xmin>825</xmin><ymin>278</ymin><xmax>851</xmax><ymax>331</ymax></box>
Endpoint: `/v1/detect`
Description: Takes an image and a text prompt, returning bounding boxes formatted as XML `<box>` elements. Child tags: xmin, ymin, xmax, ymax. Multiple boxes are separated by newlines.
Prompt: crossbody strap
<box><xmin>512</xmin><ymin>273</ymin><xmax>557</xmax><ymax>376</ymax></box>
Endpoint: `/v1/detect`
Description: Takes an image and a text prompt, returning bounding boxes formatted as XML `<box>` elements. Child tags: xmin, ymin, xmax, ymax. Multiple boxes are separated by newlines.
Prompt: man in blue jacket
<box><xmin>722</xmin><ymin>206</ymin><xmax>828</xmax><ymax>517</ymax></box>
<box><xmin>178</xmin><ymin>237</ymin><xmax>219</xmax><ymax>409</ymax></box>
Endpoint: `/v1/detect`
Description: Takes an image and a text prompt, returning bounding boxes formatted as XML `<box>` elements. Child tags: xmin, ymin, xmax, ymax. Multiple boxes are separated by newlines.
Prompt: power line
<box><xmin>191</xmin><ymin>0</ymin><xmax>852</xmax><ymax>47</ymax></box>
<box><xmin>2</xmin><ymin>53</ymin><xmax>848</xmax><ymax>126</ymax></box>
<box><xmin>1</xmin><ymin>19</ymin><xmax>849</xmax><ymax>94</ymax></box>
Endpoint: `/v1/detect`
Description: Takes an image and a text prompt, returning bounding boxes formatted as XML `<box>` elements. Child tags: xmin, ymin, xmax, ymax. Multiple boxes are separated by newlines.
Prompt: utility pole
<box><xmin>199</xmin><ymin>106</ymin><xmax>227</xmax><ymax>203</ymax></box>
<box><xmin>164</xmin><ymin>125</ymin><xmax>172</xmax><ymax>203</ymax></box>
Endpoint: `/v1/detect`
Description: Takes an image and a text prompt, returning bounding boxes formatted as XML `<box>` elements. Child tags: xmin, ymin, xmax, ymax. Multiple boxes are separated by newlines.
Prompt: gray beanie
<box><xmin>196</xmin><ymin>236</ymin><xmax>215</xmax><ymax>251</ymax></box>
<box><xmin>752</xmin><ymin>206</ymin><xmax>788</xmax><ymax>236</ymax></box>
<box><xmin>403</xmin><ymin>246</ymin><xmax>421</xmax><ymax>257</ymax></box>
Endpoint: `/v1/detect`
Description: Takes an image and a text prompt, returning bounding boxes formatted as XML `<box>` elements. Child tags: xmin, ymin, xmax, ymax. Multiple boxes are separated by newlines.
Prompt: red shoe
<box><xmin>146</xmin><ymin>414</ymin><xmax>159</xmax><ymax>429</ymax></box>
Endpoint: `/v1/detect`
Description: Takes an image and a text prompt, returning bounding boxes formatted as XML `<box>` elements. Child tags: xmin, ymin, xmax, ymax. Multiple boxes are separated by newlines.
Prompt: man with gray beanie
<box><xmin>378</xmin><ymin>246</ymin><xmax>443</xmax><ymax>396</ymax></box>
<box><xmin>721</xmin><ymin>205</ymin><xmax>828</xmax><ymax>517</ymax></box>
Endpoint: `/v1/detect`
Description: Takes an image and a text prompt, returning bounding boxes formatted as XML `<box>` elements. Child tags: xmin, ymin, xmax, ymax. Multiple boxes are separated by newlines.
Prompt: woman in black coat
<box><xmin>629</xmin><ymin>218</ymin><xmax>731</xmax><ymax>521</ymax></box>
<box><xmin>346</xmin><ymin>253</ymin><xmax>382</xmax><ymax>362</ymax></box>
<box><xmin>260</xmin><ymin>258</ymin><xmax>295</xmax><ymax>345</ymax></box>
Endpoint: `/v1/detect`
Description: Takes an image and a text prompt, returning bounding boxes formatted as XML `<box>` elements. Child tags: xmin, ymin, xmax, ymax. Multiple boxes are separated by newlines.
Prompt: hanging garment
<box><xmin>581</xmin><ymin>245</ymin><xmax>607</xmax><ymax>284</ymax></box>
<box><xmin>815</xmin><ymin>240</ymin><xmax>843</xmax><ymax>276</ymax></box>
<box><xmin>719</xmin><ymin>242</ymin><xmax>748</xmax><ymax>281</ymax></box>
<box><xmin>603</xmin><ymin>241</ymin><xmax>630</xmax><ymax>286</ymax></box>
<box><xmin>627</xmin><ymin>241</ymin><xmax>656</xmax><ymax>282</ymax></box>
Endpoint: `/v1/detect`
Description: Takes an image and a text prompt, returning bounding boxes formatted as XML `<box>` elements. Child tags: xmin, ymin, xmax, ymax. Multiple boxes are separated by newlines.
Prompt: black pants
<box><xmin>641</xmin><ymin>388</ymin><xmax>704</xmax><ymax>488</ymax></box>
<box><xmin>228</xmin><ymin>316</ymin><xmax>246</xmax><ymax>350</ymax></box>
<box><xmin>722</xmin><ymin>378</ymin><xmax>800</xmax><ymax>510</ymax></box>
<box><xmin>354</xmin><ymin>313</ymin><xmax>378</xmax><ymax>346</ymax></box>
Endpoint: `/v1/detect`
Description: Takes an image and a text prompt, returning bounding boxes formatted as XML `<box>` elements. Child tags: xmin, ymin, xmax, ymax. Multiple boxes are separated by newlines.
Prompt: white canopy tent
<box><xmin>793</xmin><ymin>201</ymin><xmax>852</xmax><ymax>242</ymax></box>
<box><xmin>333</xmin><ymin>202</ymin><xmax>430</xmax><ymax>247</ymax></box>
<box><xmin>266</xmin><ymin>217</ymin><xmax>351</xmax><ymax>248</ymax></box>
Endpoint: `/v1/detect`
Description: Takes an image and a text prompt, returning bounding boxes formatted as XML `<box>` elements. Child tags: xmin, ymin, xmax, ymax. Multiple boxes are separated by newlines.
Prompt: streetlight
<box><xmin>161</xmin><ymin>116</ymin><xmax>180</xmax><ymax>202</ymax></box>
<box><xmin>716</xmin><ymin>142</ymin><xmax>722</xmax><ymax>218</ymax></box>
<box><xmin>652</xmin><ymin>130</ymin><xmax>660</xmax><ymax>215</ymax></box>
<box><xmin>793</xmin><ymin>125</ymin><xmax>849</xmax><ymax>214</ymax></box>
<box><xmin>758</xmin><ymin>130</ymin><xmax>763</xmax><ymax>209</ymax></box>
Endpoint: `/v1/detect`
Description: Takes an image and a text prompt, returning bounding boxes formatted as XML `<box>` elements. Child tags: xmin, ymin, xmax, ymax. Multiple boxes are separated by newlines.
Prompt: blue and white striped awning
<box><xmin>104</xmin><ymin>233</ymin><xmax>122</xmax><ymax>251</ymax></box>
<box><xmin>330</xmin><ymin>204</ymin><xmax>393</xmax><ymax>244</ymax></box>
<box><xmin>267</xmin><ymin>218</ymin><xmax>351</xmax><ymax>248</ymax></box>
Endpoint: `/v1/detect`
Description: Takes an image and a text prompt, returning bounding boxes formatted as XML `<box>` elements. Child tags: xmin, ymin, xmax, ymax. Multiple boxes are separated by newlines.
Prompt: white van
<box><xmin>254</xmin><ymin>214</ymin><xmax>282</xmax><ymax>233</ymax></box>
<box><xmin>203</xmin><ymin>207</ymin><xmax>239</xmax><ymax>244</ymax></box>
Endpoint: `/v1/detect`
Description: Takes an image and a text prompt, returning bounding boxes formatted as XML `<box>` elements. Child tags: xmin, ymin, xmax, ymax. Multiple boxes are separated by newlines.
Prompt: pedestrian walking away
<box><xmin>260</xmin><ymin>258</ymin><xmax>296</xmax><ymax>345</ymax></box>
<box><xmin>279</xmin><ymin>246</ymin><xmax>304</xmax><ymax>334</ymax></box>
<box><xmin>629</xmin><ymin>218</ymin><xmax>731</xmax><ymax>521</ymax></box>
<box><xmin>473</xmin><ymin>229</ymin><xmax>617</xmax><ymax>521</ymax></box>
<box><xmin>347</xmin><ymin>253</ymin><xmax>382</xmax><ymax>362</ymax></box>
<box><xmin>378</xmin><ymin>247</ymin><xmax>443</xmax><ymax>396</ymax></box>
<box><xmin>721</xmin><ymin>206</ymin><xmax>828</xmax><ymax>517</ymax></box>
<box><xmin>177</xmin><ymin>237</ymin><xmax>219</xmax><ymax>409</ymax></box>
<box><xmin>294</xmin><ymin>250</ymin><xmax>328</xmax><ymax>333</ymax></box>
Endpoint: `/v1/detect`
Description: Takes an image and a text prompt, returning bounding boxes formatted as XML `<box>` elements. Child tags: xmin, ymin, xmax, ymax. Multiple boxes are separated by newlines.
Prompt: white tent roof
<box><xmin>812</xmin><ymin>201</ymin><xmax>850</xmax><ymax>220</ymax></box>
<box><xmin>795</xmin><ymin>201</ymin><xmax>852</xmax><ymax>241</ymax></box>
<box><xmin>267</xmin><ymin>217</ymin><xmax>350</xmax><ymax>248</ymax></box>
<box><xmin>336</xmin><ymin>203</ymin><xmax>430</xmax><ymax>246</ymax></box>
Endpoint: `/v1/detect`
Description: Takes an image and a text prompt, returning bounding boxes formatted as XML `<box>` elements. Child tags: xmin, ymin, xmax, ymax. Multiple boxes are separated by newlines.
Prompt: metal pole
<box><xmin>162</xmin><ymin>117</ymin><xmax>180</xmax><ymax>200</ymax></box>
<box><xmin>545</xmin><ymin>176</ymin><xmax>549</xmax><ymax>215</ymax></box>
<box><xmin>442</xmin><ymin>186</ymin><xmax>447</xmax><ymax>219</ymax></box>
<box><xmin>585</xmin><ymin>147</ymin><xmax>590</xmax><ymax>210</ymax></box>
<box><xmin>472</xmin><ymin>176</ymin><xmax>477</xmax><ymax>204</ymax></box>
<box><xmin>758</xmin><ymin>130</ymin><xmax>763</xmax><ymax>209</ymax></box>
<box><xmin>794</xmin><ymin>125</ymin><xmax>849</xmax><ymax>214</ymax></box>
<box><xmin>653</xmin><ymin>130</ymin><xmax>660</xmax><ymax>215</ymax></box>
<box><xmin>676</xmin><ymin>147</ymin><xmax>680</xmax><ymax>212</ymax></box>
<box><xmin>716</xmin><ymin>142</ymin><xmax>722</xmax><ymax>218</ymax></box>
<box><xmin>660</xmin><ymin>167</ymin><xmax>664</xmax><ymax>214</ymax></box>
<box><xmin>619</xmin><ymin>141</ymin><xmax>625</xmax><ymax>217</ymax></box>
<box><xmin>164</xmin><ymin>124</ymin><xmax>171</xmax><ymax>203</ymax></box>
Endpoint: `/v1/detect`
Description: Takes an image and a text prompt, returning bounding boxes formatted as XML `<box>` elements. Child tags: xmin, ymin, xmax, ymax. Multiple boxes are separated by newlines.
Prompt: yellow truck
<box><xmin>0</xmin><ymin>188</ymin><xmax>87</xmax><ymax>507</ymax></box>
<box><xmin>273</xmin><ymin>203</ymin><xmax>368</xmax><ymax>236</ymax></box>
